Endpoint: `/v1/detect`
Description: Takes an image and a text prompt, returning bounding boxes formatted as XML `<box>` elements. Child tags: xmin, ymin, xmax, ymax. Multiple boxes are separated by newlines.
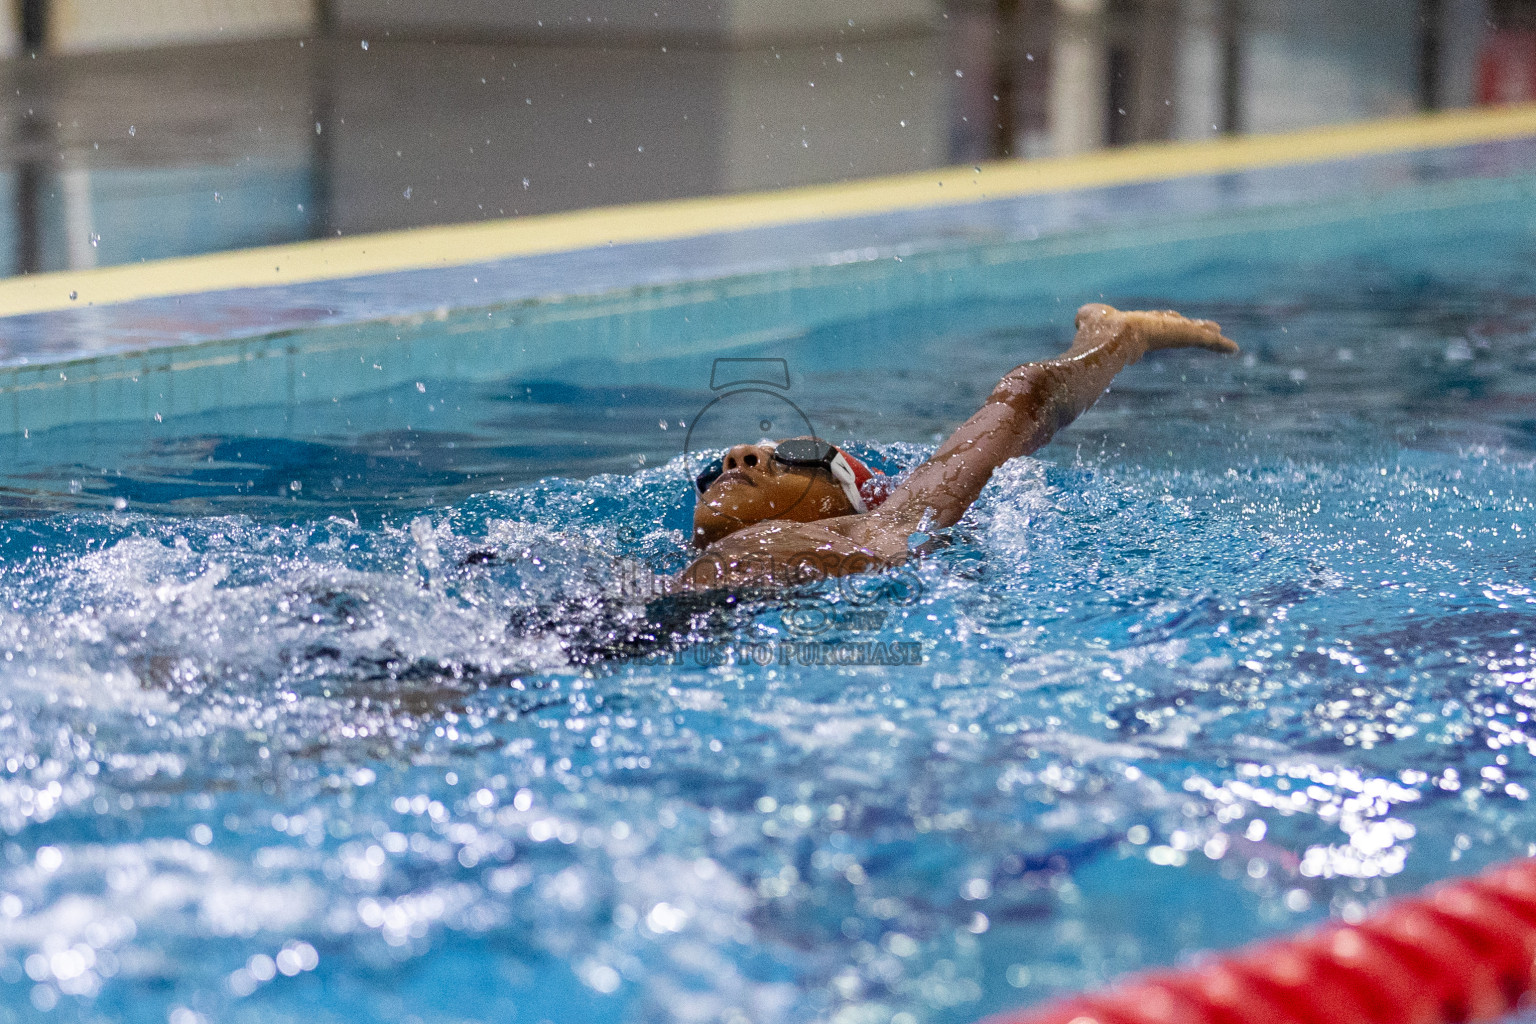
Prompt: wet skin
<box><xmin>676</xmin><ymin>304</ymin><xmax>1238</xmax><ymax>591</ymax></box>
<box><xmin>690</xmin><ymin>443</ymin><xmax>857</xmax><ymax>548</ymax></box>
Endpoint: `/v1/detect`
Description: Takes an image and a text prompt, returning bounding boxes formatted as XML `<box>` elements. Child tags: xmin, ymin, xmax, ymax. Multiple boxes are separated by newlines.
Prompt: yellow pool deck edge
<box><xmin>4</xmin><ymin>103</ymin><xmax>1536</xmax><ymax>320</ymax></box>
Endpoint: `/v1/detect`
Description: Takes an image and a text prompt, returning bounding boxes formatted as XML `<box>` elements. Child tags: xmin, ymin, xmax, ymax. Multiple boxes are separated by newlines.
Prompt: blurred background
<box><xmin>0</xmin><ymin>0</ymin><xmax>1533</xmax><ymax>276</ymax></box>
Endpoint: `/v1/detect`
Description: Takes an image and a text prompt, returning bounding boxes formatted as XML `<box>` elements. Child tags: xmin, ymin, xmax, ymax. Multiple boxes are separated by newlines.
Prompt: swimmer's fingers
<box><xmin>1183</xmin><ymin>317</ymin><xmax>1239</xmax><ymax>355</ymax></box>
<box><xmin>1134</xmin><ymin>309</ymin><xmax>1240</xmax><ymax>356</ymax></box>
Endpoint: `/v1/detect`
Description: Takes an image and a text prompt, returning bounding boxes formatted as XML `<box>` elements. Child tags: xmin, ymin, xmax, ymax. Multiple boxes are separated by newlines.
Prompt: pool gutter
<box><xmin>1</xmin><ymin>105</ymin><xmax>1535</xmax><ymax>438</ymax></box>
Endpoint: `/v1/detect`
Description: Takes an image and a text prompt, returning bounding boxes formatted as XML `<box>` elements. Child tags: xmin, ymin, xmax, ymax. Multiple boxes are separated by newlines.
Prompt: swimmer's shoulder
<box><xmin>672</xmin><ymin>518</ymin><xmax>893</xmax><ymax>591</ymax></box>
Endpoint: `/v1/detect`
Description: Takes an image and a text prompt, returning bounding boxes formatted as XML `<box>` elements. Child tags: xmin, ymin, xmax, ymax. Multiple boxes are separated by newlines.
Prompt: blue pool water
<box><xmin>0</xmin><ymin>184</ymin><xmax>1535</xmax><ymax>1024</ymax></box>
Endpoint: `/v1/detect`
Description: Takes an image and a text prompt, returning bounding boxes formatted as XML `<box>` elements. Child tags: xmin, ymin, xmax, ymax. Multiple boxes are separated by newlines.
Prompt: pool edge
<box><xmin>4</xmin><ymin>168</ymin><xmax>1533</xmax><ymax>438</ymax></box>
<box><xmin>3</xmin><ymin>103</ymin><xmax>1536</xmax><ymax>319</ymax></box>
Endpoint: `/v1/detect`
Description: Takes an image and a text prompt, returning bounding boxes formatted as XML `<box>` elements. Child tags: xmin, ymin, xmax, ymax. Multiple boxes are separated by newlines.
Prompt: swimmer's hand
<box><xmin>844</xmin><ymin>303</ymin><xmax>1239</xmax><ymax>561</ymax></box>
<box><xmin>1074</xmin><ymin>303</ymin><xmax>1239</xmax><ymax>357</ymax></box>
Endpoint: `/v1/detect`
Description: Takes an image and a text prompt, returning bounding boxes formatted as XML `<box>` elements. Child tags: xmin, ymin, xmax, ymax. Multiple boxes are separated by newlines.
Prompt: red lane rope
<box><xmin>981</xmin><ymin>857</ymin><xmax>1536</xmax><ymax>1024</ymax></box>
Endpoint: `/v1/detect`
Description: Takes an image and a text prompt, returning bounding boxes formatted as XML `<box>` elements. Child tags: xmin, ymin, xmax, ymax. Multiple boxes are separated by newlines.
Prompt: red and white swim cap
<box><xmin>826</xmin><ymin>448</ymin><xmax>891</xmax><ymax>513</ymax></box>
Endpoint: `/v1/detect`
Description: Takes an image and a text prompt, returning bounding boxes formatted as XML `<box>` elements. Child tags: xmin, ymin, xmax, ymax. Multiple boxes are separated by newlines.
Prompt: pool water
<box><xmin>0</xmin><ymin>186</ymin><xmax>1535</xmax><ymax>1024</ymax></box>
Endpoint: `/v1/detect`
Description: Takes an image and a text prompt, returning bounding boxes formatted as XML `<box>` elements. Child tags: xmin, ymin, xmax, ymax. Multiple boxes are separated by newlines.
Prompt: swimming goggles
<box><xmin>693</xmin><ymin>438</ymin><xmax>835</xmax><ymax>493</ymax></box>
<box><xmin>694</xmin><ymin>439</ymin><xmax>872</xmax><ymax>512</ymax></box>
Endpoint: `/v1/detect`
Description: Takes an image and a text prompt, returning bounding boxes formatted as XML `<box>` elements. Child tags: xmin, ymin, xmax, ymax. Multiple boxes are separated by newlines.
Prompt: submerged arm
<box><xmin>843</xmin><ymin>303</ymin><xmax>1236</xmax><ymax>559</ymax></box>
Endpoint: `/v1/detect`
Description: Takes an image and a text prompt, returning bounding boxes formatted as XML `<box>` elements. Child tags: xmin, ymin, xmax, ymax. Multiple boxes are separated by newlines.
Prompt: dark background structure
<box><xmin>1</xmin><ymin>0</ymin><xmax>1532</xmax><ymax>275</ymax></box>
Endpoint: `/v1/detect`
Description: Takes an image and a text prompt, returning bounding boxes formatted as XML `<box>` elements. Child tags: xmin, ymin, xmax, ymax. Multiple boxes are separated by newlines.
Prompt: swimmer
<box><xmin>678</xmin><ymin>303</ymin><xmax>1237</xmax><ymax>590</ymax></box>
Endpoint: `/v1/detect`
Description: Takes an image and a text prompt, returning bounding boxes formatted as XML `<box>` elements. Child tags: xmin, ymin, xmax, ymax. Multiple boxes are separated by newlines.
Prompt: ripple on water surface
<box><xmin>0</xmin><ymin>444</ymin><xmax>1532</xmax><ymax>1023</ymax></box>
<box><xmin>0</xmin><ymin>266</ymin><xmax>1535</xmax><ymax>1022</ymax></box>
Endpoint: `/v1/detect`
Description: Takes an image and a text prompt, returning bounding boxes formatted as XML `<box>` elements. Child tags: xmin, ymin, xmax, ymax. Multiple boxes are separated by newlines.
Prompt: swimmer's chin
<box><xmin>691</xmin><ymin>507</ymin><xmax>757</xmax><ymax>547</ymax></box>
<box><xmin>692</xmin><ymin>517</ymin><xmax>734</xmax><ymax>548</ymax></box>
<box><xmin>692</xmin><ymin>492</ymin><xmax>754</xmax><ymax>547</ymax></box>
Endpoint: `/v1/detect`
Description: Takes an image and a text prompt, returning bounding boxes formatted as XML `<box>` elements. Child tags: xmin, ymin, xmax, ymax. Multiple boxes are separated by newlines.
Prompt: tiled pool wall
<box><xmin>1</xmin><ymin>168</ymin><xmax>1534</xmax><ymax>449</ymax></box>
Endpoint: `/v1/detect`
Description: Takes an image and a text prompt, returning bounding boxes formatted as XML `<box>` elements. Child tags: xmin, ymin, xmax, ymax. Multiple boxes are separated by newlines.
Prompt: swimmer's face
<box><xmin>692</xmin><ymin>439</ymin><xmax>857</xmax><ymax>547</ymax></box>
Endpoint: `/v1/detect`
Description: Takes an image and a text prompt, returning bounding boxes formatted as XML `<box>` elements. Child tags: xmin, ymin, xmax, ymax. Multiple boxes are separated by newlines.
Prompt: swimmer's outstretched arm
<box><xmin>839</xmin><ymin>304</ymin><xmax>1237</xmax><ymax>561</ymax></box>
<box><xmin>673</xmin><ymin>304</ymin><xmax>1235</xmax><ymax>590</ymax></box>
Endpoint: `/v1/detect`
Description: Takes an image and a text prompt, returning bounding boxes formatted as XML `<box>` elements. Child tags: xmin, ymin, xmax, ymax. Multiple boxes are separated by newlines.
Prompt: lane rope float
<box><xmin>982</xmin><ymin>856</ymin><xmax>1536</xmax><ymax>1024</ymax></box>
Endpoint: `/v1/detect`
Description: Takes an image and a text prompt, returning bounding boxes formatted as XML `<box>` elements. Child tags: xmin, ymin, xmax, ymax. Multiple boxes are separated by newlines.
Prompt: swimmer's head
<box><xmin>691</xmin><ymin>438</ymin><xmax>875</xmax><ymax>547</ymax></box>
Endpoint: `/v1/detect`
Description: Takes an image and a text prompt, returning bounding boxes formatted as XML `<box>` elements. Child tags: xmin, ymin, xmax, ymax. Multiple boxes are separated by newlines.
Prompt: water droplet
<box><xmin>88</xmin><ymin>232</ymin><xmax>100</xmax><ymax>247</ymax></box>
<box><xmin>112</xmin><ymin>497</ymin><xmax>127</xmax><ymax>510</ymax></box>
<box><xmin>403</xmin><ymin>187</ymin><xmax>412</xmax><ymax>199</ymax></box>
<box><xmin>68</xmin><ymin>290</ymin><xmax>77</xmax><ymax>300</ymax></box>
<box><xmin>213</xmin><ymin>192</ymin><xmax>221</xmax><ymax>203</ymax></box>
<box><xmin>128</xmin><ymin>125</ymin><xmax>135</xmax><ymax>136</ymax></box>
<box><xmin>289</xmin><ymin>480</ymin><xmax>303</xmax><ymax>493</ymax></box>
<box><xmin>361</xmin><ymin>39</ymin><xmax>368</xmax><ymax>50</ymax></box>
<box><xmin>760</xmin><ymin>419</ymin><xmax>772</xmax><ymax>432</ymax></box>
<box><xmin>315</xmin><ymin>121</ymin><xmax>322</xmax><ymax>134</ymax></box>
<box><xmin>522</xmin><ymin>178</ymin><xmax>530</xmax><ymax>189</ymax></box>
